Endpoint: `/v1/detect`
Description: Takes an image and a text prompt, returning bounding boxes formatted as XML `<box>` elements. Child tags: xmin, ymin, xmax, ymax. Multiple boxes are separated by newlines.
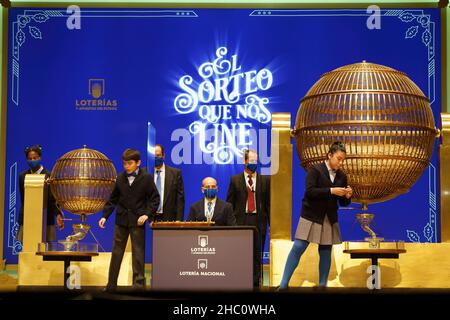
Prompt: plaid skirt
<box><xmin>294</xmin><ymin>215</ymin><xmax>342</xmax><ymax>245</ymax></box>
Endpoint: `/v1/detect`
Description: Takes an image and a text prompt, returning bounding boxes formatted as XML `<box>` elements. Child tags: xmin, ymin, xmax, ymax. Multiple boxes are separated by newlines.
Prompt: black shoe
<box><xmin>102</xmin><ymin>285</ymin><xmax>117</xmax><ymax>293</ymax></box>
<box><xmin>132</xmin><ymin>284</ymin><xmax>146</xmax><ymax>292</ymax></box>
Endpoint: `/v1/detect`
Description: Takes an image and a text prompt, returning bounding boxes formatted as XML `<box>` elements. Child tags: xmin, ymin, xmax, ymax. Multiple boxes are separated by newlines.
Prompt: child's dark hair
<box><xmin>122</xmin><ymin>148</ymin><xmax>141</xmax><ymax>162</ymax></box>
<box><xmin>155</xmin><ymin>144</ymin><xmax>165</xmax><ymax>156</ymax></box>
<box><xmin>328</xmin><ymin>141</ymin><xmax>346</xmax><ymax>155</ymax></box>
<box><xmin>24</xmin><ymin>145</ymin><xmax>42</xmax><ymax>158</ymax></box>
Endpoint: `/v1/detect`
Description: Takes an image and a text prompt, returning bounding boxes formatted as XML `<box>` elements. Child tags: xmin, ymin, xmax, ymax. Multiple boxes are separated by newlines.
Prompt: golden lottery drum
<box><xmin>294</xmin><ymin>62</ymin><xmax>438</xmax><ymax>206</ymax></box>
<box><xmin>48</xmin><ymin>146</ymin><xmax>117</xmax><ymax>216</ymax></box>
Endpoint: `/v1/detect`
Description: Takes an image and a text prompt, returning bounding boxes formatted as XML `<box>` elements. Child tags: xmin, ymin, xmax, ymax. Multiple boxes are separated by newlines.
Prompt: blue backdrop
<box><xmin>3</xmin><ymin>8</ymin><xmax>441</xmax><ymax>264</ymax></box>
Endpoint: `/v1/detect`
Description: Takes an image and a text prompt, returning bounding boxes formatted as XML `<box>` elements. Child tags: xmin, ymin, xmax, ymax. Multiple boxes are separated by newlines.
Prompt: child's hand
<box><xmin>137</xmin><ymin>215</ymin><xmax>148</xmax><ymax>226</ymax></box>
<box><xmin>98</xmin><ymin>218</ymin><xmax>107</xmax><ymax>228</ymax></box>
<box><xmin>56</xmin><ymin>214</ymin><xmax>65</xmax><ymax>230</ymax></box>
<box><xmin>345</xmin><ymin>186</ymin><xmax>353</xmax><ymax>199</ymax></box>
<box><xmin>331</xmin><ymin>187</ymin><xmax>347</xmax><ymax>197</ymax></box>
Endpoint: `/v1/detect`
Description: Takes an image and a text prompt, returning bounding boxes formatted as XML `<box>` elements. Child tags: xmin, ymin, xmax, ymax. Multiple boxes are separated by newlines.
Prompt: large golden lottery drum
<box><xmin>48</xmin><ymin>146</ymin><xmax>117</xmax><ymax>217</ymax></box>
<box><xmin>293</xmin><ymin>61</ymin><xmax>438</xmax><ymax>209</ymax></box>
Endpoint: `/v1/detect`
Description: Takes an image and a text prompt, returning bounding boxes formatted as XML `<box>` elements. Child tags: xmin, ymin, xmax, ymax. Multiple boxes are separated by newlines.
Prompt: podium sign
<box><xmin>151</xmin><ymin>226</ymin><xmax>254</xmax><ymax>290</ymax></box>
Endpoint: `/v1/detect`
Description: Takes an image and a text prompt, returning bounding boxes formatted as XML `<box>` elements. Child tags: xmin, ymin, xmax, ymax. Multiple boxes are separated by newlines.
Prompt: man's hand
<box><xmin>345</xmin><ymin>186</ymin><xmax>353</xmax><ymax>199</ymax></box>
<box><xmin>137</xmin><ymin>215</ymin><xmax>148</xmax><ymax>226</ymax></box>
<box><xmin>56</xmin><ymin>214</ymin><xmax>64</xmax><ymax>230</ymax></box>
<box><xmin>331</xmin><ymin>187</ymin><xmax>347</xmax><ymax>197</ymax></box>
<box><xmin>99</xmin><ymin>218</ymin><xmax>107</xmax><ymax>229</ymax></box>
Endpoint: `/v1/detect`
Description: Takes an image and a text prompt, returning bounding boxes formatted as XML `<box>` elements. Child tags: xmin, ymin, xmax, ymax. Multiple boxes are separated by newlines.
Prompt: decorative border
<box><xmin>388</xmin><ymin>9</ymin><xmax>436</xmax><ymax>104</ymax></box>
<box><xmin>7</xmin><ymin>162</ymin><xmax>21</xmax><ymax>255</ymax></box>
<box><xmin>389</xmin><ymin>10</ymin><xmax>438</xmax><ymax>243</ymax></box>
<box><xmin>407</xmin><ymin>164</ymin><xmax>438</xmax><ymax>243</ymax></box>
<box><xmin>250</xmin><ymin>9</ymin><xmax>439</xmax><ymax>243</ymax></box>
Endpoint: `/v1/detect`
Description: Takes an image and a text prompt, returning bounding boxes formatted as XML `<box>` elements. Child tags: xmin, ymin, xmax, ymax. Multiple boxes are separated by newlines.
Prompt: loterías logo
<box><xmin>174</xmin><ymin>47</ymin><xmax>273</xmax><ymax>164</ymax></box>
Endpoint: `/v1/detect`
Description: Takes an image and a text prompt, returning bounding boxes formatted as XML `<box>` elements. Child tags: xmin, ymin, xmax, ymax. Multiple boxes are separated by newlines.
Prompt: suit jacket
<box><xmin>155</xmin><ymin>165</ymin><xmax>185</xmax><ymax>221</ymax></box>
<box><xmin>187</xmin><ymin>198</ymin><xmax>236</xmax><ymax>226</ymax></box>
<box><xmin>18</xmin><ymin>167</ymin><xmax>60</xmax><ymax>226</ymax></box>
<box><xmin>226</xmin><ymin>173</ymin><xmax>270</xmax><ymax>237</ymax></box>
<box><xmin>102</xmin><ymin>169</ymin><xmax>160</xmax><ymax>227</ymax></box>
<box><xmin>300</xmin><ymin>162</ymin><xmax>351</xmax><ymax>225</ymax></box>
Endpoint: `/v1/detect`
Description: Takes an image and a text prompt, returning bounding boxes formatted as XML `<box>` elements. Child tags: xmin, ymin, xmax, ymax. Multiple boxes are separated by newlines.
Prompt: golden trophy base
<box><xmin>356</xmin><ymin>213</ymin><xmax>385</xmax><ymax>249</ymax></box>
<box><xmin>37</xmin><ymin>241</ymin><xmax>98</xmax><ymax>253</ymax></box>
<box><xmin>343</xmin><ymin>240</ymin><xmax>405</xmax><ymax>252</ymax></box>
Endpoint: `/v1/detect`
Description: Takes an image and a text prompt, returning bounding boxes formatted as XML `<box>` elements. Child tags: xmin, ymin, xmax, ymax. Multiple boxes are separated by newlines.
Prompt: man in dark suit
<box><xmin>153</xmin><ymin>144</ymin><xmax>185</xmax><ymax>221</ymax></box>
<box><xmin>99</xmin><ymin>148</ymin><xmax>160</xmax><ymax>291</ymax></box>
<box><xmin>17</xmin><ymin>145</ymin><xmax>64</xmax><ymax>242</ymax></box>
<box><xmin>188</xmin><ymin>177</ymin><xmax>236</xmax><ymax>226</ymax></box>
<box><xmin>226</xmin><ymin>149</ymin><xmax>270</xmax><ymax>287</ymax></box>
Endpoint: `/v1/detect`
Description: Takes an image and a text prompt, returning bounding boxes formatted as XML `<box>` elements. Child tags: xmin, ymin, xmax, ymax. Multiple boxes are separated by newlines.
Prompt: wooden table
<box><xmin>36</xmin><ymin>251</ymin><xmax>99</xmax><ymax>290</ymax></box>
<box><xmin>343</xmin><ymin>248</ymin><xmax>406</xmax><ymax>289</ymax></box>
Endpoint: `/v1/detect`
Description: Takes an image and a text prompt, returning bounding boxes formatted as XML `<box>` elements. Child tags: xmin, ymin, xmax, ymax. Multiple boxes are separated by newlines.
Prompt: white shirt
<box><xmin>204</xmin><ymin>197</ymin><xmax>217</xmax><ymax>220</ymax></box>
<box><xmin>33</xmin><ymin>166</ymin><xmax>44</xmax><ymax>174</ymax></box>
<box><xmin>325</xmin><ymin>161</ymin><xmax>336</xmax><ymax>183</ymax></box>
<box><xmin>244</xmin><ymin>172</ymin><xmax>257</xmax><ymax>213</ymax></box>
<box><xmin>154</xmin><ymin>164</ymin><xmax>165</xmax><ymax>213</ymax></box>
<box><xmin>127</xmin><ymin>168</ymin><xmax>139</xmax><ymax>186</ymax></box>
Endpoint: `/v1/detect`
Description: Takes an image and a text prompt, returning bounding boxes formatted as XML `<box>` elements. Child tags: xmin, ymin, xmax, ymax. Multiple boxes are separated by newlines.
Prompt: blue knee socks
<box><xmin>279</xmin><ymin>239</ymin><xmax>309</xmax><ymax>288</ymax></box>
<box><xmin>279</xmin><ymin>241</ymin><xmax>333</xmax><ymax>288</ymax></box>
<box><xmin>318</xmin><ymin>245</ymin><xmax>332</xmax><ymax>287</ymax></box>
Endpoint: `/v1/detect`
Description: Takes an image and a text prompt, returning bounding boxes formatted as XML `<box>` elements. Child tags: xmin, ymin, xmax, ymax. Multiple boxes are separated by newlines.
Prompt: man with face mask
<box><xmin>16</xmin><ymin>145</ymin><xmax>64</xmax><ymax>242</ymax></box>
<box><xmin>226</xmin><ymin>149</ymin><xmax>270</xmax><ymax>288</ymax></box>
<box><xmin>187</xmin><ymin>177</ymin><xmax>236</xmax><ymax>226</ymax></box>
<box><xmin>153</xmin><ymin>144</ymin><xmax>185</xmax><ymax>221</ymax></box>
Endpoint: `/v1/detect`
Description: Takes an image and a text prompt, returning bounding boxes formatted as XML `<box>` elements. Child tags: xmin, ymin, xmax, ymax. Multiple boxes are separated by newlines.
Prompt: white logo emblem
<box><xmin>198</xmin><ymin>235</ymin><xmax>208</xmax><ymax>247</ymax></box>
<box><xmin>198</xmin><ymin>259</ymin><xmax>208</xmax><ymax>270</ymax></box>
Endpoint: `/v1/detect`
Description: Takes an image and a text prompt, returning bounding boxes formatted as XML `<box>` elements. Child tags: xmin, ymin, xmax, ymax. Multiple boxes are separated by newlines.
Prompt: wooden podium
<box><xmin>151</xmin><ymin>222</ymin><xmax>256</xmax><ymax>291</ymax></box>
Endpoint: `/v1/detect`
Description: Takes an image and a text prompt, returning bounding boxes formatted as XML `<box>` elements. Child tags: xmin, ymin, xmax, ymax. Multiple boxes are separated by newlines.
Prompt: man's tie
<box><xmin>126</xmin><ymin>171</ymin><xmax>138</xmax><ymax>178</ymax></box>
<box><xmin>247</xmin><ymin>174</ymin><xmax>256</xmax><ymax>213</ymax></box>
<box><xmin>156</xmin><ymin>170</ymin><xmax>162</xmax><ymax>212</ymax></box>
<box><xmin>207</xmin><ymin>201</ymin><xmax>213</xmax><ymax>221</ymax></box>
